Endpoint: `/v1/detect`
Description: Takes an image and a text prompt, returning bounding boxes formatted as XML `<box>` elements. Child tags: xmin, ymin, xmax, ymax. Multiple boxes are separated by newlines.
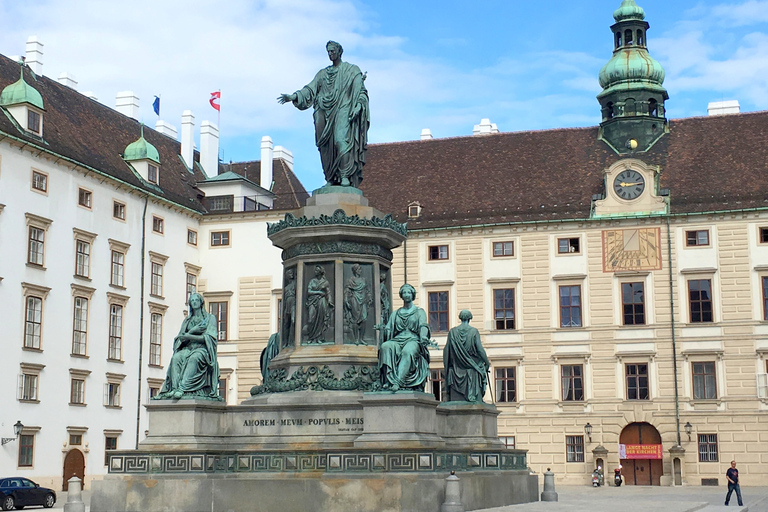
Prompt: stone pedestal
<box><xmin>437</xmin><ymin>402</ymin><xmax>506</xmax><ymax>450</ymax></box>
<box><xmin>354</xmin><ymin>392</ymin><xmax>445</xmax><ymax>449</ymax></box>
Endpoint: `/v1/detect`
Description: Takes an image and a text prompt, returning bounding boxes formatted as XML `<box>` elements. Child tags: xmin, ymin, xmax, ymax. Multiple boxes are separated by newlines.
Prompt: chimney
<box><xmin>115</xmin><ymin>91</ymin><xmax>140</xmax><ymax>120</ymax></box>
<box><xmin>707</xmin><ymin>100</ymin><xmax>740</xmax><ymax>116</ymax></box>
<box><xmin>261</xmin><ymin>136</ymin><xmax>274</xmax><ymax>190</ymax></box>
<box><xmin>58</xmin><ymin>72</ymin><xmax>78</xmax><ymax>90</ymax></box>
<box><xmin>25</xmin><ymin>36</ymin><xmax>43</xmax><ymax>75</ymax></box>
<box><xmin>181</xmin><ymin>110</ymin><xmax>195</xmax><ymax>169</ymax></box>
<box><xmin>473</xmin><ymin>118</ymin><xmax>499</xmax><ymax>136</ymax></box>
<box><xmin>420</xmin><ymin>128</ymin><xmax>433</xmax><ymax>140</ymax></box>
<box><xmin>155</xmin><ymin>120</ymin><xmax>178</xmax><ymax>139</ymax></box>
<box><xmin>199</xmin><ymin>121</ymin><xmax>219</xmax><ymax>178</ymax></box>
<box><xmin>273</xmin><ymin>145</ymin><xmax>293</xmax><ymax>170</ymax></box>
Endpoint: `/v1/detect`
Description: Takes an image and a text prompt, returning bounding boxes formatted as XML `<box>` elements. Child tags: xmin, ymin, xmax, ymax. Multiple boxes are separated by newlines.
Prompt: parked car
<box><xmin>0</xmin><ymin>477</ymin><xmax>56</xmax><ymax>510</ymax></box>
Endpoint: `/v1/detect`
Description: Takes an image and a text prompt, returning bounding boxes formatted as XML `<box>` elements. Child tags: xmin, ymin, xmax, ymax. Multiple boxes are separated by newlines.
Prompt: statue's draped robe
<box><xmin>293</xmin><ymin>61</ymin><xmax>369</xmax><ymax>186</ymax></box>
<box><xmin>378</xmin><ymin>305</ymin><xmax>431</xmax><ymax>390</ymax></box>
<box><xmin>282</xmin><ymin>280</ymin><xmax>296</xmax><ymax>348</ymax></box>
<box><xmin>344</xmin><ymin>275</ymin><xmax>369</xmax><ymax>337</ymax></box>
<box><xmin>160</xmin><ymin>311</ymin><xmax>221</xmax><ymax>399</ymax></box>
<box><xmin>260</xmin><ymin>332</ymin><xmax>281</xmax><ymax>380</ymax></box>
<box><xmin>443</xmin><ymin>324</ymin><xmax>489</xmax><ymax>402</ymax></box>
<box><xmin>304</xmin><ymin>277</ymin><xmax>333</xmax><ymax>342</ymax></box>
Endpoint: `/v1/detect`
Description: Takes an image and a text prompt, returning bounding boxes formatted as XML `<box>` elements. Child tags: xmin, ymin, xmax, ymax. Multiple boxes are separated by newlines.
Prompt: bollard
<box><xmin>441</xmin><ymin>471</ymin><xmax>465</xmax><ymax>512</ymax></box>
<box><xmin>541</xmin><ymin>468</ymin><xmax>558</xmax><ymax>502</ymax></box>
<box><xmin>64</xmin><ymin>477</ymin><xmax>86</xmax><ymax>512</ymax></box>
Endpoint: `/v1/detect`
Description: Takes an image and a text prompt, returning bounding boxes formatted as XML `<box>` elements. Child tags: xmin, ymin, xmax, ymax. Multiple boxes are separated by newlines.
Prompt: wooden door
<box><xmin>62</xmin><ymin>449</ymin><xmax>85</xmax><ymax>491</ymax></box>
<box><xmin>619</xmin><ymin>422</ymin><xmax>663</xmax><ymax>486</ymax></box>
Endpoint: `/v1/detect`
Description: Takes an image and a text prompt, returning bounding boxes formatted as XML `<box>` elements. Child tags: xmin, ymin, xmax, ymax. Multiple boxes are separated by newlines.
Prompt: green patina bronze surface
<box><xmin>443</xmin><ymin>310</ymin><xmax>490</xmax><ymax>403</ymax></box>
<box><xmin>267</xmin><ymin>209</ymin><xmax>407</xmax><ymax>238</ymax></box>
<box><xmin>154</xmin><ymin>293</ymin><xmax>223</xmax><ymax>401</ymax></box>
<box><xmin>250</xmin><ymin>365</ymin><xmax>379</xmax><ymax>395</ymax></box>
<box><xmin>260</xmin><ymin>332</ymin><xmax>281</xmax><ymax>381</ymax></box>
<box><xmin>278</xmin><ymin>41</ymin><xmax>369</xmax><ymax>188</ymax></box>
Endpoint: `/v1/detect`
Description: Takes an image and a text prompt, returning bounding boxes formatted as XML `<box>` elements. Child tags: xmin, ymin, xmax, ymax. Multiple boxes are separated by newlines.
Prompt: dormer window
<box><xmin>27</xmin><ymin>110</ymin><xmax>41</xmax><ymax>134</ymax></box>
<box><xmin>148</xmin><ymin>164</ymin><xmax>158</xmax><ymax>184</ymax></box>
<box><xmin>408</xmin><ymin>202</ymin><xmax>422</xmax><ymax>219</ymax></box>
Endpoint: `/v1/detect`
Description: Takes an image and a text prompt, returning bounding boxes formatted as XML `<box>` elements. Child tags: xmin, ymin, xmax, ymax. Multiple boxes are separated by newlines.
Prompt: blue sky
<box><xmin>1</xmin><ymin>0</ymin><xmax>767</xmax><ymax>190</ymax></box>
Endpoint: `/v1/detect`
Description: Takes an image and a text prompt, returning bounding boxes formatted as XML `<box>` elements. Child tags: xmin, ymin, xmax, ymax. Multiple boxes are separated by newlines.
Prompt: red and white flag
<box><xmin>209</xmin><ymin>91</ymin><xmax>221</xmax><ymax>111</ymax></box>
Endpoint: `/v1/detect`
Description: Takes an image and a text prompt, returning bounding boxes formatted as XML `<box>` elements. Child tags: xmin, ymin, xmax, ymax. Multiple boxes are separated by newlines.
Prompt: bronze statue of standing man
<box><xmin>278</xmin><ymin>41</ymin><xmax>369</xmax><ymax>187</ymax></box>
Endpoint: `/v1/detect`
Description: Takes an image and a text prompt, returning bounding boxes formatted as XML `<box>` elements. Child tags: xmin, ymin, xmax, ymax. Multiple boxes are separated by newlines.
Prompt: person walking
<box><xmin>725</xmin><ymin>460</ymin><xmax>743</xmax><ymax>506</ymax></box>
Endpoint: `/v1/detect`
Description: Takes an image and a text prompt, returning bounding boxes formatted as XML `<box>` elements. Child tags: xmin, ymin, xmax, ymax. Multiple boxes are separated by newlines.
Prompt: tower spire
<box><xmin>597</xmin><ymin>0</ymin><xmax>668</xmax><ymax>153</ymax></box>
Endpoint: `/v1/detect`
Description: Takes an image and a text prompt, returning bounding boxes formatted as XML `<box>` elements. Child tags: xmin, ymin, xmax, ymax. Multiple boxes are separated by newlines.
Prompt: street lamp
<box><xmin>684</xmin><ymin>422</ymin><xmax>693</xmax><ymax>442</ymax></box>
<box><xmin>584</xmin><ymin>422</ymin><xmax>593</xmax><ymax>443</ymax></box>
<box><xmin>1</xmin><ymin>421</ymin><xmax>24</xmax><ymax>445</ymax></box>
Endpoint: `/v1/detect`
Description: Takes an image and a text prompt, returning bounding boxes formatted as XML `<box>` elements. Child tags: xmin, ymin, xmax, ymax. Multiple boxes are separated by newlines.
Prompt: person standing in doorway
<box><xmin>725</xmin><ymin>460</ymin><xmax>743</xmax><ymax>506</ymax></box>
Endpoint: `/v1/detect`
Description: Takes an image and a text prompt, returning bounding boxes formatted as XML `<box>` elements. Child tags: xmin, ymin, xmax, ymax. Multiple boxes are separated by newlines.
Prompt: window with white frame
<box><xmin>104</xmin><ymin>374</ymin><xmax>125</xmax><ymax>408</ymax></box>
<box><xmin>31</xmin><ymin>170</ymin><xmax>47</xmax><ymax>193</ymax></box>
<box><xmin>113</xmin><ymin>201</ymin><xmax>126</xmax><ymax>220</ymax></box>
<box><xmin>70</xmin><ymin>378</ymin><xmax>85</xmax><ymax>405</ymax></box>
<box><xmin>75</xmin><ymin>240</ymin><xmax>90</xmax><ymax>277</ymax></box>
<box><xmin>428</xmin><ymin>244</ymin><xmax>449</xmax><ymax>261</ymax></box>
<box><xmin>758</xmin><ymin>360</ymin><xmax>768</xmax><ymax>399</ymax></box>
<box><xmin>24</xmin><ymin>296</ymin><xmax>43</xmax><ymax>349</ymax></box>
<box><xmin>692</xmin><ymin>361</ymin><xmax>717</xmax><ymax>399</ymax></box>
<box><xmin>211</xmin><ymin>230</ymin><xmax>230</xmax><ymax>246</ymax></box>
<box><xmin>187</xmin><ymin>229</ymin><xmax>198</xmax><ymax>246</ymax></box>
<box><xmin>493</xmin><ymin>241</ymin><xmax>514</xmax><ymax>257</ymax></box>
<box><xmin>186</xmin><ymin>273</ymin><xmax>197</xmax><ymax>303</ymax></box>
<box><xmin>111</xmin><ymin>250</ymin><xmax>124</xmax><ymax>287</ymax></box>
<box><xmin>26</xmin><ymin>213</ymin><xmax>52</xmax><ymax>267</ymax></box>
<box><xmin>558</xmin><ymin>237</ymin><xmax>580</xmax><ymax>254</ymax></box>
<box><xmin>566</xmin><ymin>435</ymin><xmax>585</xmax><ymax>462</ymax></box>
<box><xmin>150</xmin><ymin>313</ymin><xmax>162</xmax><ymax>366</ymax></box>
<box><xmin>151</xmin><ymin>261</ymin><xmax>163</xmax><ymax>296</ymax></box>
<box><xmin>108</xmin><ymin>304</ymin><xmax>123</xmax><ymax>360</ymax></box>
<box><xmin>685</xmin><ymin>230</ymin><xmax>710</xmax><ymax>247</ymax></box>
<box><xmin>71</xmin><ymin>297</ymin><xmax>89</xmax><ymax>356</ymax></box>
<box><xmin>697</xmin><ymin>434</ymin><xmax>718</xmax><ymax>462</ymax></box>
<box><xmin>209</xmin><ymin>302</ymin><xmax>228</xmax><ymax>341</ymax></box>
<box><xmin>18</xmin><ymin>373</ymin><xmax>38</xmax><ymax>401</ymax></box>
<box><xmin>78</xmin><ymin>188</ymin><xmax>92</xmax><ymax>209</ymax></box>
<box><xmin>499</xmin><ymin>436</ymin><xmax>516</xmax><ymax>449</ymax></box>
<box><xmin>152</xmin><ymin>215</ymin><xmax>164</xmax><ymax>234</ymax></box>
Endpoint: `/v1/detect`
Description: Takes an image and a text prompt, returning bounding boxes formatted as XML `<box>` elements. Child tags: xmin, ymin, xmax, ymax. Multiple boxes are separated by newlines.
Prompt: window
<box><xmin>24</xmin><ymin>296</ymin><xmax>43</xmax><ymax>349</ymax></box>
<box><xmin>72</xmin><ymin>297</ymin><xmax>88</xmax><ymax>356</ymax></box>
<box><xmin>566</xmin><ymin>435</ymin><xmax>585</xmax><ymax>462</ymax></box>
<box><xmin>207</xmin><ymin>195</ymin><xmax>234</xmax><ymax>212</ymax></box>
<box><xmin>78</xmin><ymin>188</ymin><xmax>92</xmax><ymax>208</ymax></box>
<box><xmin>210</xmin><ymin>302</ymin><xmax>228</xmax><ymax>341</ymax></box>
<box><xmin>243</xmin><ymin>196</ymin><xmax>257</xmax><ymax>212</ymax></box>
<box><xmin>559</xmin><ymin>285</ymin><xmax>582</xmax><ymax>328</ymax></box>
<box><xmin>147</xmin><ymin>164</ymin><xmax>158</xmax><ymax>184</ymax></box>
<box><xmin>637</xmin><ymin>30</ymin><xmax>644</xmax><ymax>46</ymax></box>
<box><xmin>152</xmin><ymin>216</ymin><xmax>164</xmax><ymax>234</ymax></box>
<box><xmin>27</xmin><ymin>110</ymin><xmax>41</xmax><ymax>133</ymax></box>
<box><xmin>429</xmin><ymin>369</ymin><xmax>446</xmax><ymax>402</ymax></box>
<box><xmin>494</xmin><ymin>289</ymin><xmax>515</xmax><ymax>330</ymax></box>
<box><xmin>686</xmin><ymin>230</ymin><xmax>710</xmax><ymax>247</ymax></box>
<box><xmin>18</xmin><ymin>373</ymin><xmax>38</xmax><ymax>401</ymax></box>
<box><xmin>104</xmin><ymin>436</ymin><xmax>118</xmax><ymax>466</ymax></box>
<box><xmin>108</xmin><ymin>305</ymin><xmax>123</xmax><ymax>360</ymax></box>
<box><xmin>113</xmin><ymin>201</ymin><xmax>126</xmax><ymax>220</ymax></box>
<box><xmin>28</xmin><ymin>226</ymin><xmax>45</xmax><ymax>265</ymax></box>
<box><xmin>758</xmin><ymin>362</ymin><xmax>768</xmax><ymax>398</ymax></box>
<box><xmin>561</xmin><ymin>364</ymin><xmax>584</xmax><ymax>401</ymax></box>
<box><xmin>495</xmin><ymin>367</ymin><xmax>516</xmax><ymax>403</ymax></box>
<box><xmin>186</xmin><ymin>273</ymin><xmax>197</xmax><ymax>303</ymax></box>
<box><xmin>698</xmin><ymin>434</ymin><xmax>718</xmax><ymax>462</ymax></box>
<box><xmin>622</xmin><ymin>282</ymin><xmax>645</xmax><ymax>325</ymax></box>
<box><xmin>428</xmin><ymin>245</ymin><xmax>449</xmax><ymax>261</ymax></box>
<box><xmin>218</xmin><ymin>378</ymin><xmax>227</xmax><ymax>401</ymax></box>
<box><xmin>70</xmin><ymin>378</ymin><xmax>85</xmax><ymax>405</ymax></box>
<box><xmin>688</xmin><ymin>279</ymin><xmax>713</xmax><ymax>323</ymax></box>
<box><xmin>625</xmin><ymin>363</ymin><xmax>649</xmax><ymax>400</ymax></box>
<box><xmin>428</xmin><ymin>291</ymin><xmax>449</xmax><ymax>332</ymax></box>
<box><xmin>762</xmin><ymin>276</ymin><xmax>768</xmax><ymax>321</ymax></box>
<box><xmin>111</xmin><ymin>251</ymin><xmax>125</xmax><ymax>287</ymax></box>
<box><xmin>105</xmin><ymin>383</ymin><xmax>121</xmax><ymax>407</ymax></box>
<box><xmin>761</xmin><ymin>227</ymin><xmax>768</xmax><ymax>244</ymax></box>
<box><xmin>499</xmin><ymin>436</ymin><xmax>515</xmax><ymax>449</ymax></box>
<box><xmin>558</xmin><ymin>237</ymin><xmax>580</xmax><ymax>254</ymax></box>
<box><xmin>493</xmin><ymin>241</ymin><xmax>514</xmax><ymax>257</ymax></box>
<box><xmin>211</xmin><ymin>231</ymin><xmax>230</xmax><ymax>246</ymax></box>
<box><xmin>408</xmin><ymin>204</ymin><xmax>421</xmax><ymax>218</ymax></box>
<box><xmin>149</xmin><ymin>313</ymin><xmax>162</xmax><ymax>366</ymax></box>
<box><xmin>69</xmin><ymin>434</ymin><xmax>82</xmax><ymax>446</ymax></box>
<box><xmin>75</xmin><ymin>240</ymin><xmax>90</xmax><ymax>277</ymax></box>
<box><xmin>187</xmin><ymin>229</ymin><xmax>198</xmax><ymax>246</ymax></box>
<box><xmin>32</xmin><ymin>170</ymin><xmax>47</xmax><ymax>192</ymax></box>
<box><xmin>18</xmin><ymin>434</ymin><xmax>34</xmax><ymax>467</ymax></box>
<box><xmin>151</xmin><ymin>262</ymin><xmax>163</xmax><ymax>296</ymax></box>
<box><xmin>692</xmin><ymin>361</ymin><xmax>717</xmax><ymax>399</ymax></box>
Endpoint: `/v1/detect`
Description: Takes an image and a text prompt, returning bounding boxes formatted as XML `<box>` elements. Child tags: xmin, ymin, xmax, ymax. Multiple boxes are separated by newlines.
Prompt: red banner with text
<box><xmin>619</xmin><ymin>444</ymin><xmax>663</xmax><ymax>459</ymax></box>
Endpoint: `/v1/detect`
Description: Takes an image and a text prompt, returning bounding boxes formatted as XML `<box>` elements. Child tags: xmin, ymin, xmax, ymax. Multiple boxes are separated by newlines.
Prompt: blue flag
<box><xmin>152</xmin><ymin>96</ymin><xmax>160</xmax><ymax>116</ymax></box>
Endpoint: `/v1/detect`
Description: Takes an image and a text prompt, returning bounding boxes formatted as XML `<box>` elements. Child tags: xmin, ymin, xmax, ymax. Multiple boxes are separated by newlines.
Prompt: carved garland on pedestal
<box><xmin>250</xmin><ymin>365</ymin><xmax>380</xmax><ymax>395</ymax></box>
<box><xmin>267</xmin><ymin>209</ymin><xmax>408</xmax><ymax>238</ymax></box>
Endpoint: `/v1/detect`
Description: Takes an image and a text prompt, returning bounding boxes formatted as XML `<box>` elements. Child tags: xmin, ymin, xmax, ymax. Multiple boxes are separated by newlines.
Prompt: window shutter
<box><xmin>103</xmin><ymin>383</ymin><xmax>109</xmax><ymax>405</ymax></box>
<box><xmin>18</xmin><ymin>374</ymin><xmax>23</xmax><ymax>400</ymax></box>
<box><xmin>115</xmin><ymin>385</ymin><xmax>120</xmax><ymax>407</ymax></box>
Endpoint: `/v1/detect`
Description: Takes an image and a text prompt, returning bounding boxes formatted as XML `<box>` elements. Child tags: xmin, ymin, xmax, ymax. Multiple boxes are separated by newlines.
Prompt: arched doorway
<box><xmin>619</xmin><ymin>422</ymin><xmax>663</xmax><ymax>485</ymax></box>
<box><xmin>62</xmin><ymin>449</ymin><xmax>85</xmax><ymax>491</ymax></box>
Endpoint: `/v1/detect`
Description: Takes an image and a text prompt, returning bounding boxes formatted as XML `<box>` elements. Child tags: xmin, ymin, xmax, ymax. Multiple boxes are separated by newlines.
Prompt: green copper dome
<box><xmin>613</xmin><ymin>0</ymin><xmax>645</xmax><ymax>22</ymax></box>
<box><xmin>598</xmin><ymin>49</ymin><xmax>665</xmax><ymax>92</ymax></box>
<box><xmin>0</xmin><ymin>68</ymin><xmax>44</xmax><ymax>110</ymax></box>
<box><xmin>123</xmin><ymin>126</ymin><xmax>160</xmax><ymax>164</ymax></box>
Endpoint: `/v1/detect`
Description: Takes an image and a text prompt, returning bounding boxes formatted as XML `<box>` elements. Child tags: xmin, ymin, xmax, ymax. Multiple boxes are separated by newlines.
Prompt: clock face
<box><xmin>602</xmin><ymin>228</ymin><xmax>662</xmax><ymax>272</ymax></box>
<box><xmin>613</xmin><ymin>170</ymin><xmax>645</xmax><ymax>200</ymax></box>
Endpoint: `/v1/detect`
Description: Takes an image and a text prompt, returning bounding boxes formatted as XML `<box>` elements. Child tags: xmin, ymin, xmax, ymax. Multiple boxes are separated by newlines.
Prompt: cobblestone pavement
<box><xmin>479</xmin><ymin>485</ymin><xmax>768</xmax><ymax>512</ymax></box>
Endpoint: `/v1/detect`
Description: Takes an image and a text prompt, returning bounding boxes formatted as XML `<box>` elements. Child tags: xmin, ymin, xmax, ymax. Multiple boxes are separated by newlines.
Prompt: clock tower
<box><xmin>597</xmin><ymin>0</ymin><xmax>669</xmax><ymax>153</ymax></box>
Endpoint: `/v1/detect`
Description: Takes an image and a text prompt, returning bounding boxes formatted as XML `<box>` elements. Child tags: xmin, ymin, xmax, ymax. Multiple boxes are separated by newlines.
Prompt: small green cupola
<box><xmin>0</xmin><ymin>65</ymin><xmax>45</xmax><ymax>135</ymax></box>
<box><xmin>597</xmin><ymin>0</ymin><xmax>669</xmax><ymax>153</ymax></box>
<box><xmin>123</xmin><ymin>125</ymin><xmax>161</xmax><ymax>184</ymax></box>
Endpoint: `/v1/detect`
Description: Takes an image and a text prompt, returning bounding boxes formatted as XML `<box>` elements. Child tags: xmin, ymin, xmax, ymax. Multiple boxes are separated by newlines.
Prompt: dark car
<box><xmin>0</xmin><ymin>477</ymin><xmax>55</xmax><ymax>510</ymax></box>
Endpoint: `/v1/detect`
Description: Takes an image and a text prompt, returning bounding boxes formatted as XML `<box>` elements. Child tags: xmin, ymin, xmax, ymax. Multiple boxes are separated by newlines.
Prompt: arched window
<box><xmin>649</xmin><ymin>99</ymin><xmax>658</xmax><ymax>117</ymax></box>
<box><xmin>637</xmin><ymin>30</ymin><xmax>644</xmax><ymax>46</ymax></box>
<box><xmin>625</xmin><ymin>29</ymin><xmax>634</xmax><ymax>45</ymax></box>
<box><xmin>625</xmin><ymin>98</ymin><xmax>636</xmax><ymax>115</ymax></box>
<box><xmin>616</xmin><ymin>32</ymin><xmax>622</xmax><ymax>48</ymax></box>
<box><xmin>606</xmin><ymin>102</ymin><xmax>614</xmax><ymax>119</ymax></box>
